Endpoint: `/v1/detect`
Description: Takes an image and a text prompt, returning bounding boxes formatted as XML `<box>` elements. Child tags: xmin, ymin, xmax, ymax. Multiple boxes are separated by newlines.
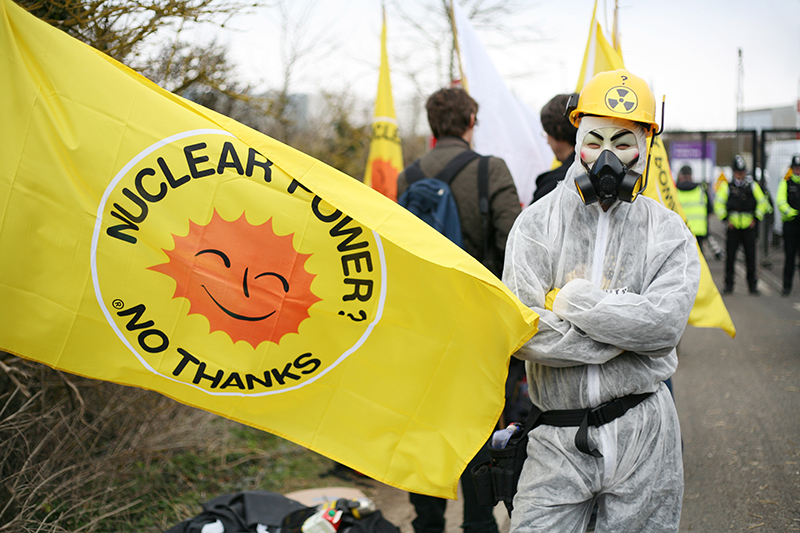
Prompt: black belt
<box><xmin>536</xmin><ymin>392</ymin><xmax>653</xmax><ymax>457</ymax></box>
<box><xmin>470</xmin><ymin>391</ymin><xmax>654</xmax><ymax>515</ymax></box>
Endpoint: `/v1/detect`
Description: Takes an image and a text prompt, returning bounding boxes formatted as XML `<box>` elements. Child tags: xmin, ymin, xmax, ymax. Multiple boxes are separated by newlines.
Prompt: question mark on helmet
<box><xmin>339</xmin><ymin>310</ymin><xmax>367</xmax><ymax>322</ymax></box>
<box><xmin>621</xmin><ymin>75</ymin><xmax>628</xmax><ymax>82</ymax></box>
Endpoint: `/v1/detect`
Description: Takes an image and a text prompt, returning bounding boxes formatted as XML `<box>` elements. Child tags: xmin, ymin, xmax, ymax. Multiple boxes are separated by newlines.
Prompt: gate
<box><xmin>660</xmin><ymin>129</ymin><xmax>800</xmax><ymax>268</ymax></box>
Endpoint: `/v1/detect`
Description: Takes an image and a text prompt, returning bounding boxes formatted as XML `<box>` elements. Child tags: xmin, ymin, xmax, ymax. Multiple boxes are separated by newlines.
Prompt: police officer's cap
<box><xmin>732</xmin><ymin>155</ymin><xmax>746</xmax><ymax>172</ymax></box>
<box><xmin>792</xmin><ymin>154</ymin><xmax>800</xmax><ymax>168</ymax></box>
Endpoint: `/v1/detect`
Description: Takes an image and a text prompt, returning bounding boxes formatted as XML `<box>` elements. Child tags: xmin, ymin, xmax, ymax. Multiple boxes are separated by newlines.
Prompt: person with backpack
<box><xmin>397</xmin><ymin>87</ymin><xmax>521</xmax><ymax>533</ymax></box>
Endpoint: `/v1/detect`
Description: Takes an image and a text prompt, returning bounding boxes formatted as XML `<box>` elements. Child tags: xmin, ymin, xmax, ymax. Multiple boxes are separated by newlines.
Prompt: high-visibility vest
<box><xmin>777</xmin><ymin>174</ymin><xmax>800</xmax><ymax>222</ymax></box>
<box><xmin>714</xmin><ymin>180</ymin><xmax>768</xmax><ymax>229</ymax></box>
<box><xmin>677</xmin><ymin>185</ymin><xmax>708</xmax><ymax>237</ymax></box>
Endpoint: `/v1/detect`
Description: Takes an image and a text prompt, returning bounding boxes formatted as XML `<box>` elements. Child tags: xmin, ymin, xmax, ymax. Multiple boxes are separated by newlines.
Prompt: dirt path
<box><xmin>362</xmin><ymin>478</ymin><xmax>510</xmax><ymax>533</ymax></box>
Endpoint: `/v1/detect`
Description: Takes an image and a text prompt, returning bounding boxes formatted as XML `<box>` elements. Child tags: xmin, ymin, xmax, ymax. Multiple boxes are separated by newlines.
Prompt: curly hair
<box><xmin>426</xmin><ymin>88</ymin><xmax>478</xmax><ymax>139</ymax></box>
<box><xmin>540</xmin><ymin>93</ymin><xmax>578</xmax><ymax>146</ymax></box>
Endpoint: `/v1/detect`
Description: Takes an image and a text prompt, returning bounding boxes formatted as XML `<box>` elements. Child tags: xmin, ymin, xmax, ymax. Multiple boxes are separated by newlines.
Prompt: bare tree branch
<box><xmin>14</xmin><ymin>0</ymin><xmax>263</xmax><ymax>63</ymax></box>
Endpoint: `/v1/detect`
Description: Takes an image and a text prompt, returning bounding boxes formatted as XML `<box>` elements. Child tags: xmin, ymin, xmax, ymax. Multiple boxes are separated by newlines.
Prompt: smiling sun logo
<box><xmin>92</xmin><ymin>131</ymin><xmax>384</xmax><ymax>396</ymax></box>
<box><xmin>149</xmin><ymin>211</ymin><xmax>320</xmax><ymax>348</ymax></box>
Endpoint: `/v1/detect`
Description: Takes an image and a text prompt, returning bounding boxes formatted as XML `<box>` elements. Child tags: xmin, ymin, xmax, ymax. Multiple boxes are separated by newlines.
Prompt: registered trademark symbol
<box><xmin>112</xmin><ymin>299</ymin><xmax>124</xmax><ymax>309</ymax></box>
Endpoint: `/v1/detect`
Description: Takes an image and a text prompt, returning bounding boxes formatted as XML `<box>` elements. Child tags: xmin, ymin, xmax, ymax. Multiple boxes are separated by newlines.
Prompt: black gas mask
<box><xmin>574</xmin><ymin>150</ymin><xmax>643</xmax><ymax>206</ymax></box>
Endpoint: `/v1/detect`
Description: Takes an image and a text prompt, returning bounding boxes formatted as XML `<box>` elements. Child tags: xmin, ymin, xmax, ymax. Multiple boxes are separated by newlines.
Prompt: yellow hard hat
<box><xmin>569</xmin><ymin>69</ymin><xmax>660</xmax><ymax>134</ymax></box>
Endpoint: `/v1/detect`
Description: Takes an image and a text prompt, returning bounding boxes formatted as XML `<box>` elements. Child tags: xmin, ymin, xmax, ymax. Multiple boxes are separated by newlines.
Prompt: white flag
<box><xmin>452</xmin><ymin>0</ymin><xmax>551</xmax><ymax>206</ymax></box>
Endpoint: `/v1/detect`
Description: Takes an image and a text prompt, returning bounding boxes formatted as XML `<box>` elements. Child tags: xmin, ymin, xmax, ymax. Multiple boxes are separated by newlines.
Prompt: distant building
<box><xmin>737</xmin><ymin>103</ymin><xmax>800</xmax><ymax>131</ymax></box>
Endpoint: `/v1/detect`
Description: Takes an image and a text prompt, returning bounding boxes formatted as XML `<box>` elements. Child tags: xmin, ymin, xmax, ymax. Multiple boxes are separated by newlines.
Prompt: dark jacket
<box><xmin>397</xmin><ymin>136</ymin><xmax>521</xmax><ymax>263</ymax></box>
<box><xmin>531</xmin><ymin>151</ymin><xmax>575</xmax><ymax>204</ymax></box>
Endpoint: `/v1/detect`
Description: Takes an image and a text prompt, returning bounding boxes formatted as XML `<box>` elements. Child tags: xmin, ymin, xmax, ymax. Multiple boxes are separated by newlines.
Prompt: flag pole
<box><xmin>449</xmin><ymin>0</ymin><xmax>469</xmax><ymax>91</ymax></box>
<box><xmin>612</xmin><ymin>0</ymin><xmax>621</xmax><ymax>53</ymax></box>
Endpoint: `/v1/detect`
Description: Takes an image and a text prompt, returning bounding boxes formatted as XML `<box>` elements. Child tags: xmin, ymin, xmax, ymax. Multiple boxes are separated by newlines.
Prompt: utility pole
<box><xmin>736</xmin><ymin>48</ymin><xmax>744</xmax><ymax>130</ymax></box>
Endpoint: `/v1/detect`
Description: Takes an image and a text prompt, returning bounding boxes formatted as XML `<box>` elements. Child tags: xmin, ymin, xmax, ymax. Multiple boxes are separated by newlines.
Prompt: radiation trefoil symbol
<box><xmin>604</xmin><ymin>86</ymin><xmax>638</xmax><ymax>114</ymax></box>
<box><xmin>92</xmin><ymin>130</ymin><xmax>386</xmax><ymax>396</ymax></box>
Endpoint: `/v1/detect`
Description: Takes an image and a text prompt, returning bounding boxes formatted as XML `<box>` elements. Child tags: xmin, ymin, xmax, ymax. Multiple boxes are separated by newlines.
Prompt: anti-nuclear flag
<box><xmin>0</xmin><ymin>0</ymin><xmax>539</xmax><ymax>498</ymax></box>
<box><xmin>451</xmin><ymin>0</ymin><xmax>550</xmax><ymax>206</ymax></box>
<box><xmin>576</xmin><ymin>0</ymin><xmax>736</xmax><ymax>338</ymax></box>
<box><xmin>363</xmin><ymin>11</ymin><xmax>403</xmax><ymax>202</ymax></box>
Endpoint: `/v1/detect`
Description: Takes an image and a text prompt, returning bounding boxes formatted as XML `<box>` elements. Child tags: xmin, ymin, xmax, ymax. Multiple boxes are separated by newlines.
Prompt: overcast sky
<box><xmin>211</xmin><ymin>0</ymin><xmax>800</xmax><ymax>133</ymax></box>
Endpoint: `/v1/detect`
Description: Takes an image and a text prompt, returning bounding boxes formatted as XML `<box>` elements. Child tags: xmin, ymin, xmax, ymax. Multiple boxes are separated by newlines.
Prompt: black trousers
<box><xmin>783</xmin><ymin>219</ymin><xmax>800</xmax><ymax>291</ymax></box>
<box><xmin>409</xmin><ymin>444</ymin><xmax>498</xmax><ymax>533</ymax></box>
<box><xmin>725</xmin><ymin>225</ymin><xmax>758</xmax><ymax>291</ymax></box>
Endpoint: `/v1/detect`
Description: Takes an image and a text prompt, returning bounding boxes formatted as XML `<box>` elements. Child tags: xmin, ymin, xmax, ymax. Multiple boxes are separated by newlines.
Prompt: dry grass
<box><xmin>0</xmin><ymin>353</ymin><xmax>339</xmax><ymax>532</ymax></box>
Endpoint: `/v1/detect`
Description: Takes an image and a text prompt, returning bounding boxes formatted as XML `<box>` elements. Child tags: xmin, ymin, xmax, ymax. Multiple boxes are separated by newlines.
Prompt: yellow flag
<box><xmin>0</xmin><ymin>0</ymin><xmax>538</xmax><ymax>498</ymax></box>
<box><xmin>363</xmin><ymin>11</ymin><xmax>403</xmax><ymax>202</ymax></box>
<box><xmin>576</xmin><ymin>0</ymin><xmax>736</xmax><ymax>337</ymax></box>
<box><xmin>642</xmin><ymin>139</ymin><xmax>736</xmax><ymax>337</ymax></box>
<box><xmin>575</xmin><ymin>0</ymin><xmax>624</xmax><ymax>92</ymax></box>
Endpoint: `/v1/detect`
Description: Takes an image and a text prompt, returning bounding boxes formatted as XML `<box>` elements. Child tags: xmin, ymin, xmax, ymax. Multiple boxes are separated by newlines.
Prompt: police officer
<box><xmin>675</xmin><ymin>165</ymin><xmax>710</xmax><ymax>255</ymax></box>
<box><xmin>777</xmin><ymin>154</ymin><xmax>800</xmax><ymax>296</ymax></box>
<box><xmin>714</xmin><ymin>155</ymin><xmax>769</xmax><ymax>295</ymax></box>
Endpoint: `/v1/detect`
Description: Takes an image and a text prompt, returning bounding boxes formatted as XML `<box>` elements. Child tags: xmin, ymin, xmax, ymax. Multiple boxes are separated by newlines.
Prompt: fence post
<box><xmin>759</xmin><ymin>130</ymin><xmax>771</xmax><ymax>267</ymax></box>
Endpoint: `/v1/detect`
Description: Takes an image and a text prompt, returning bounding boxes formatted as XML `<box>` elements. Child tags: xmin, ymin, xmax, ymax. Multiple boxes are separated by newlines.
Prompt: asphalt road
<box><xmin>674</xmin><ymin>222</ymin><xmax>800</xmax><ymax>532</ymax></box>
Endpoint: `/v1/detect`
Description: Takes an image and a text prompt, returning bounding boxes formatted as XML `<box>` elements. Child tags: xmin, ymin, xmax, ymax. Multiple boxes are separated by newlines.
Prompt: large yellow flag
<box><xmin>643</xmin><ymin>140</ymin><xmax>735</xmax><ymax>337</ymax></box>
<box><xmin>363</xmin><ymin>11</ymin><xmax>403</xmax><ymax>202</ymax></box>
<box><xmin>0</xmin><ymin>0</ymin><xmax>538</xmax><ymax>498</ymax></box>
<box><xmin>575</xmin><ymin>0</ymin><xmax>624</xmax><ymax>92</ymax></box>
<box><xmin>576</xmin><ymin>0</ymin><xmax>736</xmax><ymax>338</ymax></box>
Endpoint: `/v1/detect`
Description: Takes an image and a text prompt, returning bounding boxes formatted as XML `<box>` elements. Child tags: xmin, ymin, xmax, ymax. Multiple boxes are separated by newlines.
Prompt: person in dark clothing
<box><xmin>714</xmin><ymin>155</ymin><xmax>769</xmax><ymax>295</ymax></box>
<box><xmin>777</xmin><ymin>154</ymin><xmax>800</xmax><ymax>296</ymax></box>
<box><xmin>531</xmin><ymin>93</ymin><xmax>579</xmax><ymax>204</ymax></box>
<box><xmin>397</xmin><ymin>88</ymin><xmax>521</xmax><ymax>533</ymax></box>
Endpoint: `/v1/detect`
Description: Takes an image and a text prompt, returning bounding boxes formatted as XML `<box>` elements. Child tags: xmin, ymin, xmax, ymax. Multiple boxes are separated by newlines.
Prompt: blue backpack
<box><xmin>399</xmin><ymin>150</ymin><xmax>489</xmax><ymax>250</ymax></box>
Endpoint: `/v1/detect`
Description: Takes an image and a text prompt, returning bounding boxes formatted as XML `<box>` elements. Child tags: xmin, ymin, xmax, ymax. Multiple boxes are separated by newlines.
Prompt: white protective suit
<box><xmin>505</xmin><ymin>117</ymin><xmax>701</xmax><ymax>533</ymax></box>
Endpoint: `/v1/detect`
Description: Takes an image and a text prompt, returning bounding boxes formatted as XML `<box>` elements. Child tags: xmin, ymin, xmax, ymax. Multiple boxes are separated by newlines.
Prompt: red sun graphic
<box><xmin>149</xmin><ymin>211</ymin><xmax>320</xmax><ymax>347</ymax></box>
<box><xmin>370</xmin><ymin>158</ymin><xmax>399</xmax><ymax>201</ymax></box>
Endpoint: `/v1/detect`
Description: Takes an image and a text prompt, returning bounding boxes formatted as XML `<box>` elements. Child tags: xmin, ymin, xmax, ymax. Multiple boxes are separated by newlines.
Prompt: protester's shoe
<box><xmin>723</xmin><ymin>286</ymin><xmax>733</xmax><ymax>294</ymax></box>
<box><xmin>749</xmin><ymin>289</ymin><xmax>761</xmax><ymax>296</ymax></box>
<box><xmin>782</xmin><ymin>288</ymin><xmax>791</xmax><ymax>297</ymax></box>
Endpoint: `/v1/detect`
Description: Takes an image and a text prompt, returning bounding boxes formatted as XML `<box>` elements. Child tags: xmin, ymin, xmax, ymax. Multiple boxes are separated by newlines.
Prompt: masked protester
<box><xmin>503</xmin><ymin>69</ymin><xmax>700</xmax><ymax>533</ymax></box>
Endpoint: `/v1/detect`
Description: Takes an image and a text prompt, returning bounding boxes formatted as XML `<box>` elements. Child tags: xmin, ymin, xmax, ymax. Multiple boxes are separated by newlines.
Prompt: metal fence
<box><xmin>661</xmin><ymin>130</ymin><xmax>758</xmax><ymax>184</ymax></box>
<box><xmin>660</xmin><ymin>128</ymin><xmax>800</xmax><ymax>201</ymax></box>
<box><xmin>660</xmin><ymin>129</ymin><xmax>800</xmax><ymax>265</ymax></box>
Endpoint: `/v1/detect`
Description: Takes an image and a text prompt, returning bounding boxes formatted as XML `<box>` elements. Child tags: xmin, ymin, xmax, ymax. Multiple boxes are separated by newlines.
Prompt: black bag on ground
<box><xmin>164</xmin><ymin>490</ymin><xmax>310</xmax><ymax>533</ymax></box>
<box><xmin>281</xmin><ymin>501</ymin><xmax>400</xmax><ymax>533</ymax></box>
<box><xmin>344</xmin><ymin>510</ymin><xmax>401</xmax><ymax>533</ymax></box>
<box><xmin>166</xmin><ymin>491</ymin><xmax>401</xmax><ymax>533</ymax></box>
